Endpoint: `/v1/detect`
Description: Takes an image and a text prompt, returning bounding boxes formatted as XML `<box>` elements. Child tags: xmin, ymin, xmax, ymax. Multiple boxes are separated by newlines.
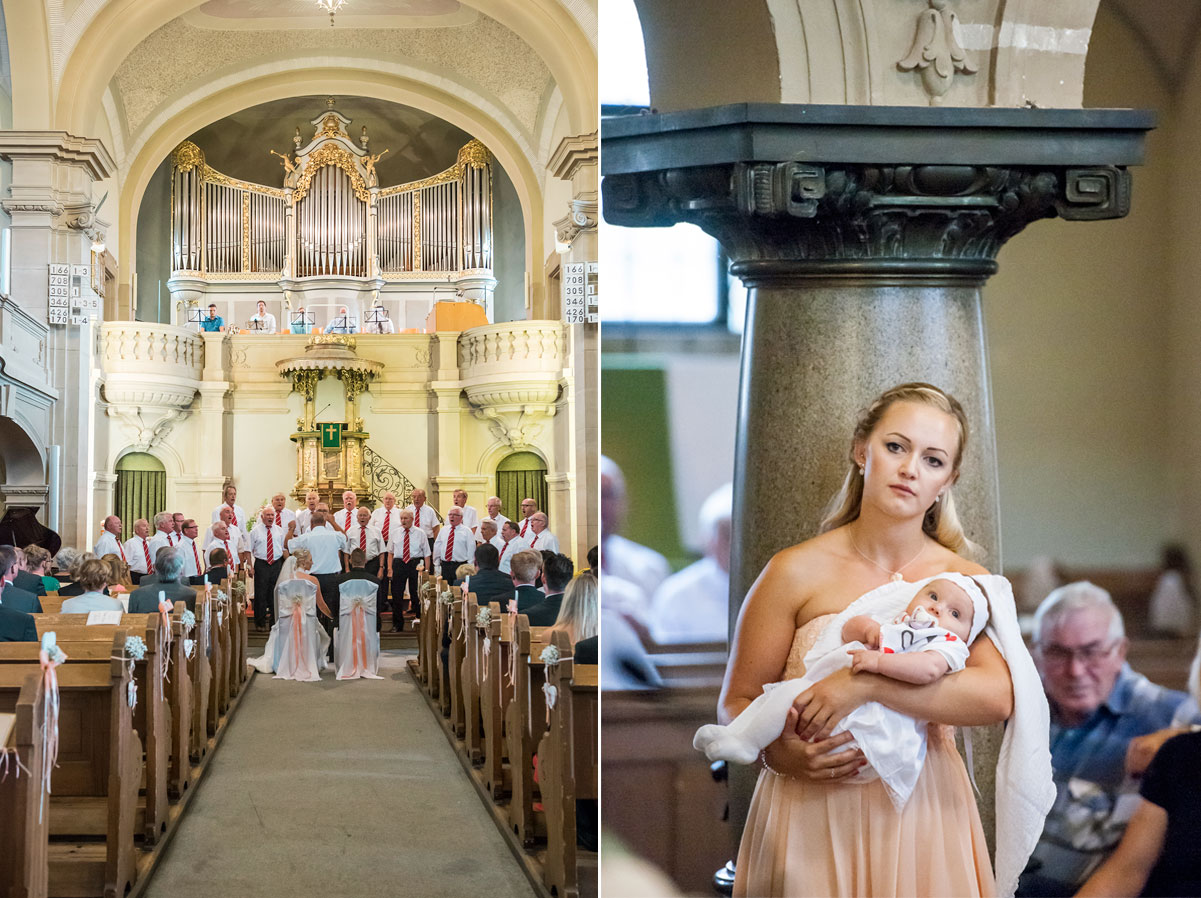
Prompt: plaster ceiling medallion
<box><xmin>315</xmin><ymin>0</ymin><xmax>350</xmax><ymax>28</ymax></box>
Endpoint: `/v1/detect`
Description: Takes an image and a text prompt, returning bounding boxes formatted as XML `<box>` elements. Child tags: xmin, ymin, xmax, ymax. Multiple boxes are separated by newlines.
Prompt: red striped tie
<box><xmin>192</xmin><ymin>540</ymin><xmax>203</xmax><ymax>575</ymax></box>
<box><xmin>382</xmin><ymin>512</ymin><xmax>390</xmax><ymax>543</ymax></box>
<box><xmin>266</xmin><ymin>528</ymin><xmax>274</xmax><ymax>564</ymax></box>
<box><xmin>117</xmin><ymin>538</ymin><xmax>127</xmax><ymax>564</ymax></box>
<box><xmin>231</xmin><ymin>508</ymin><xmax>238</xmax><ymax>528</ymax></box>
<box><xmin>403</xmin><ymin>529</ymin><xmax>410</xmax><ymax>564</ymax></box>
<box><xmin>143</xmin><ymin>539</ymin><xmax>154</xmax><ymax>574</ymax></box>
<box><xmin>445</xmin><ymin>525</ymin><xmax>454</xmax><ymax>561</ymax></box>
<box><xmin>500</xmin><ymin>539</ymin><xmax>510</xmax><ymax>558</ymax></box>
<box><xmin>359</xmin><ymin>527</ymin><xmax>366</xmax><ymax>551</ymax></box>
<box><xmin>521</xmin><ymin>518</ymin><xmax>530</xmax><ymax>536</ymax></box>
<box><xmin>530</xmin><ymin>534</ymin><xmax>539</xmax><ymax>548</ymax></box>
<box><xmin>223</xmin><ymin>539</ymin><xmax>232</xmax><ymax>569</ymax></box>
<box><xmin>275</xmin><ymin>510</ymin><xmax>282</xmax><ymax>527</ymax></box>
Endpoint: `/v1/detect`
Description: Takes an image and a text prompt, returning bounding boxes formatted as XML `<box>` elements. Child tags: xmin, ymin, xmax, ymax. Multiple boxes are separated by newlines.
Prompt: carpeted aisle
<box><xmin>142</xmin><ymin>650</ymin><xmax>536</xmax><ymax>898</ymax></box>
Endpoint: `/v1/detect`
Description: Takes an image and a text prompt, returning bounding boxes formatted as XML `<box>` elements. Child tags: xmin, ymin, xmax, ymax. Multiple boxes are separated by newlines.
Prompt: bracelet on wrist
<box><xmin>759</xmin><ymin>749</ymin><xmax>785</xmax><ymax>778</ymax></box>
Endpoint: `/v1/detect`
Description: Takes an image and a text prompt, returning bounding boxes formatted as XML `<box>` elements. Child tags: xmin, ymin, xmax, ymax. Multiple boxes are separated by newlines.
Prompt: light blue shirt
<box><xmin>61</xmin><ymin>592</ymin><xmax>124</xmax><ymax>613</ymax></box>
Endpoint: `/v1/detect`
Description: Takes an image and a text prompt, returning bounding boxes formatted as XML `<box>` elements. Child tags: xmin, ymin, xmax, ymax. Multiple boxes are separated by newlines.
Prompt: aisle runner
<box><xmin>142</xmin><ymin>651</ymin><xmax>536</xmax><ymax>898</ymax></box>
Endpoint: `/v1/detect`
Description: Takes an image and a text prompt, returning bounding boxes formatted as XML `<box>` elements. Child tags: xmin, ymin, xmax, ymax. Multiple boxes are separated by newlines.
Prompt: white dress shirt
<box><xmin>344</xmin><ymin>523</ymin><xmax>385</xmax><ymax>561</ymax></box>
<box><xmin>648</xmin><ymin>556</ymin><xmax>730</xmax><ymax>645</ymax></box>
<box><xmin>248</xmin><ymin>522</ymin><xmax>286</xmax><ymax>564</ymax></box>
<box><xmin>94</xmin><ymin>531</ymin><xmax>128</xmax><ymax>563</ymax></box>
<box><xmin>517</xmin><ymin>515</ymin><xmax>536</xmax><ymax>538</ymax></box>
<box><xmin>179</xmin><ymin>535</ymin><xmax>205</xmax><ymax>579</ymax></box>
<box><xmin>287</xmin><ymin>527</ymin><xmax>346</xmax><ymax>575</ymax></box>
<box><xmin>490</xmin><ymin>534</ymin><xmax>529</xmax><ymax>575</ymax></box>
<box><xmin>385</xmin><ymin>526</ymin><xmax>430</xmax><ymax>564</ymax></box>
<box><xmin>404</xmin><ymin>504</ymin><xmax>439</xmax><ymax>539</ymax></box>
<box><xmin>211</xmin><ymin>503</ymin><xmax>248</xmax><ymax>530</ymax></box>
<box><xmin>450</xmin><ymin>504</ymin><xmax>480</xmax><ymax>532</ymax></box>
<box><xmin>268</xmin><ymin>507</ymin><xmax>296</xmax><ymax>530</ymax></box>
<box><xmin>333</xmin><ymin>507</ymin><xmax>359</xmax><ymax>533</ymax></box>
<box><xmin>204</xmin><ymin>530</ymin><xmax>243</xmax><ymax>571</ymax></box>
<box><xmin>368</xmin><ymin>506</ymin><xmax>403</xmax><ymax>544</ymax></box>
<box><xmin>526</xmin><ymin>529</ymin><xmax>560</xmax><ymax>554</ymax></box>
<box><xmin>294</xmin><ymin>508</ymin><xmax>319</xmax><ymax>534</ymax></box>
<box><xmin>603</xmin><ymin>533</ymin><xmax>671</xmax><ymax>600</ymax></box>
<box><xmin>431</xmin><ymin>524</ymin><xmax>474</xmax><ymax>564</ymax></box>
<box><xmin>126</xmin><ymin>535</ymin><xmax>155</xmax><ymax>575</ymax></box>
<box><xmin>328</xmin><ymin>314</ymin><xmax>357</xmax><ymax>334</ymax></box>
<box><xmin>250</xmin><ymin>312</ymin><xmax>277</xmax><ymax>333</ymax></box>
<box><xmin>148</xmin><ymin>529</ymin><xmax>180</xmax><ymax>560</ymax></box>
<box><xmin>489</xmin><ymin>512</ymin><xmax>511</xmax><ymax>532</ymax></box>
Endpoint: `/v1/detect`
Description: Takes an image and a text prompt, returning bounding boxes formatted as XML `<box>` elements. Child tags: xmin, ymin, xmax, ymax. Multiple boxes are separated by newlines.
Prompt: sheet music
<box><xmin>86</xmin><ymin>610</ymin><xmax>123</xmax><ymax>626</ymax></box>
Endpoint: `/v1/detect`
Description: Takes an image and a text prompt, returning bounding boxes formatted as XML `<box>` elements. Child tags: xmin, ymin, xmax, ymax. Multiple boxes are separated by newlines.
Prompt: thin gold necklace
<box><xmin>848</xmin><ymin>530</ymin><xmax>926</xmax><ymax>582</ymax></box>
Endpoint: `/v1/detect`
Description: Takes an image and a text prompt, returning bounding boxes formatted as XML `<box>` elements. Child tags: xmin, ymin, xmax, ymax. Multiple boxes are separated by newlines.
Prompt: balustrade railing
<box><xmin>98</xmin><ymin>321</ymin><xmax>204</xmax><ymax>381</ymax></box>
<box><xmin>458</xmin><ymin>321</ymin><xmax>565</xmax><ymax>377</ymax></box>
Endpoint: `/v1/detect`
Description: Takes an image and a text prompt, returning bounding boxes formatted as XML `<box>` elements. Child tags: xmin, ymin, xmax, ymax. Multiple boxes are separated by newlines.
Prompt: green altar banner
<box><xmin>320</xmin><ymin>422</ymin><xmax>343</xmax><ymax>449</ymax></box>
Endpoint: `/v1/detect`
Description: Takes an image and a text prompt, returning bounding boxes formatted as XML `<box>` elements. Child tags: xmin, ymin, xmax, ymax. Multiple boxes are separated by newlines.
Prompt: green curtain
<box><xmin>114</xmin><ymin>469</ymin><xmax>167</xmax><ymax>541</ymax></box>
<box><xmin>496</xmin><ymin>451</ymin><xmax>548</xmax><ymax>525</ymax></box>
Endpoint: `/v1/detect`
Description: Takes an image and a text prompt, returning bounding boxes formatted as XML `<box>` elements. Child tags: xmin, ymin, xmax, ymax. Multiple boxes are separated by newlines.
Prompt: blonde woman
<box><xmin>724</xmin><ymin>383</ymin><xmax>1047</xmax><ymax>897</ymax></box>
<box><xmin>101</xmin><ymin>553</ymin><xmax>134</xmax><ymax>594</ymax></box>
<box><xmin>23</xmin><ymin>545</ymin><xmax>60</xmax><ymax>592</ymax></box>
<box><xmin>249</xmin><ymin>548</ymin><xmax>331</xmax><ymax>676</ymax></box>
<box><xmin>547</xmin><ymin>571</ymin><xmax>598</xmax><ymax>647</ymax></box>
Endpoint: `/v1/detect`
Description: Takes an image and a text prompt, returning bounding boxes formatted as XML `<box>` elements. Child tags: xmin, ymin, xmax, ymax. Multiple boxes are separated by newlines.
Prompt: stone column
<box><xmin>550</xmin><ymin>132</ymin><xmax>599</xmax><ymax>559</ymax></box>
<box><xmin>0</xmin><ymin>132</ymin><xmax>116</xmax><ymax>548</ymax></box>
<box><xmin>603</xmin><ymin>104</ymin><xmax>1152</xmax><ymax>854</ymax></box>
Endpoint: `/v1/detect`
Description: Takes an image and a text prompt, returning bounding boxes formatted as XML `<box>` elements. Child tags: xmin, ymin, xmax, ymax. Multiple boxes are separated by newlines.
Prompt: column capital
<box><xmin>0</xmin><ymin>131</ymin><xmax>116</xmax><ymax>181</ymax></box>
<box><xmin>602</xmin><ymin>104</ymin><xmax>1153</xmax><ymax>280</ymax></box>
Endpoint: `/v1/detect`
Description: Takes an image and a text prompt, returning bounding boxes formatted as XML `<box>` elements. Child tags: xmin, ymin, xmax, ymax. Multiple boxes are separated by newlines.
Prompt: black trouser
<box><xmin>368</xmin><ymin>556</ymin><xmax>386</xmax><ymax>632</ymax></box>
<box><xmin>314</xmin><ymin>572</ymin><xmax>342</xmax><ymax>659</ymax></box>
<box><xmin>252</xmin><ymin>557</ymin><xmax>284</xmax><ymax>627</ymax></box>
<box><xmin>130</xmin><ymin>571</ymin><xmax>143</xmax><ymax>585</ymax></box>
<box><xmin>439</xmin><ymin>558</ymin><xmax>463</xmax><ymax>585</ymax></box>
<box><xmin>392</xmin><ymin>556</ymin><xmax>423</xmax><ymax>621</ymax></box>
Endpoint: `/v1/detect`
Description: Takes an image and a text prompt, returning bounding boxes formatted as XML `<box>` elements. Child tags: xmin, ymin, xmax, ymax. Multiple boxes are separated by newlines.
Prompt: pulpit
<box><xmin>278</xmin><ymin>334</ymin><xmax>381</xmax><ymax>505</ymax></box>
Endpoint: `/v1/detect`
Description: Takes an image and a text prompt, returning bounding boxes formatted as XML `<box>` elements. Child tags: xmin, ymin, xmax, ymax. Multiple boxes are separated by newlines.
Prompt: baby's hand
<box><xmin>848</xmin><ymin>648</ymin><xmax>881</xmax><ymax>674</ymax></box>
<box><xmin>862</xmin><ymin>620</ymin><xmax>882</xmax><ymax>649</ymax></box>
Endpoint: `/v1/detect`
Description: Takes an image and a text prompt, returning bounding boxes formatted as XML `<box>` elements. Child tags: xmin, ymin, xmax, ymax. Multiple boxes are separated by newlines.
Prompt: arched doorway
<box><xmin>114</xmin><ymin>452</ymin><xmax>166</xmax><ymax>540</ymax></box>
<box><xmin>495</xmin><ymin>451</ymin><xmax>548</xmax><ymax>523</ymax></box>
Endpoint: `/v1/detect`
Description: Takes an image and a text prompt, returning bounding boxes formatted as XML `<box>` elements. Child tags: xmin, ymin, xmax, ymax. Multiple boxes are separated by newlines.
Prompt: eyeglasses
<box><xmin>1038</xmin><ymin>640</ymin><xmax>1120</xmax><ymax>667</ymax></box>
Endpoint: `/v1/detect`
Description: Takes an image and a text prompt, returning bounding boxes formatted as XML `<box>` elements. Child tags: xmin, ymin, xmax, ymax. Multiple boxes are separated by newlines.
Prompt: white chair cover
<box><xmin>272</xmin><ymin>579</ymin><xmax>329</xmax><ymax>681</ymax></box>
<box><xmin>333</xmin><ymin>580</ymin><xmax>382</xmax><ymax>680</ymax></box>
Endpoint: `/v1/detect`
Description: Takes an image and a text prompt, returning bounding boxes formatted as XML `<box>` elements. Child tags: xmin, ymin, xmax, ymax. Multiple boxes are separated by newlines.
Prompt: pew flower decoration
<box><xmin>483</xmin><ymin>636</ymin><xmax>492</xmax><ymax>656</ymax></box>
<box><xmin>476</xmin><ymin>607</ymin><xmax>492</xmax><ymax>627</ymax></box>
<box><xmin>32</xmin><ymin>632</ymin><xmax>66</xmax><ymax>819</ymax></box>
<box><xmin>543</xmin><ymin>682</ymin><xmax>558</xmax><ymax>713</ymax></box>
<box><xmin>124</xmin><ymin>635</ymin><xmax>147</xmax><ymax>710</ymax></box>
<box><xmin>180</xmin><ymin>609</ymin><xmax>197</xmax><ymax>634</ymax></box>
<box><xmin>184</xmin><ymin>639</ymin><xmax>196</xmax><ymax>660</ymax></box>
<box><xmin>439</xmin><ymin>589</ymin><xmax>454</xmax><ymax>606</ymax></box>
<box><xmin>540</xmin><ymin>645</ymin><xmax>560</xmax><ymax>666</ymax></box>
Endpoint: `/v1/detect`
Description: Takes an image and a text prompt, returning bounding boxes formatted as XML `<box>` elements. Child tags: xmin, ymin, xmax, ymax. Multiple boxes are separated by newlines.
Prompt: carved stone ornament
<box><xmin>470</xmin><ymin>404</ymin><xmax>557</xmax><ymax>449</ymax></box>
<box><xmin>603</xmin><ymin>160</ymin><xmax>1132</xmax><ymax>280</ymax></box>
<box><xmin>553</xmin><ymin>196</ymin><xmax>598</xmax><ymax>248</ymax></box>
<box><xmin>106</xmin><ymin>406</ymin><xmax>191</xmax><ymax>452</ymax></box>
<box><xmin>898</xmin><ymin>0</ymin><xmax>977</xmax><ymax>105</ymax></box>
<box><xmin>172</xmin><ymin>141</ymin><xmax>205</xmax><ymax>172</ymax></box>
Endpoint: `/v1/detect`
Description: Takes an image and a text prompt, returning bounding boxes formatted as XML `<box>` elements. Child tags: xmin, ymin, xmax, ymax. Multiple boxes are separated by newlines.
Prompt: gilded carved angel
<box><xmin>270</xmin><ymin>149</ymin><xmax>296</xmax><ymax>174</ymax></box>
<box><xmin>363</xmin><ymin>148</ymin><xmax>389</xmax><ymax>186</ymax></box>
<box><xmin>897</xmin><ymin>0</ymin><xmax>977</xmax><ymax>105</ymax></box>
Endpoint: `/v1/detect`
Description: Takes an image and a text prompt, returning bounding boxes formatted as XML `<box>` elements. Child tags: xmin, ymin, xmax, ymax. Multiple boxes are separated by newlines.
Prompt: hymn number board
<box><xmin>563</xmin><ymin>261</ymin><xmax>599</xmax><ymax>325</ymax></box>
<box><xmin>48</xmin><ymin>263</ymin><xmax>99</xmax><ymax>326</ymax></box>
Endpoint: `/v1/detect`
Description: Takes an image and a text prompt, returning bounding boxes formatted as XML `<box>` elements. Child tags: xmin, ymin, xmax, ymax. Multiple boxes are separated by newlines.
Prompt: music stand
<box><xmin>249</xmin><ymin>317</ymin><xmax>268</xmax><ymax>333</ymax></box>
<box><xmin>187</xmin><ymin>307</ymin><xmax>205</xmax><ymax>331</ymax></box>
<box><xmin>330</xmin><ymin>316</ymin><xmax>357</xmax><ymax>335</ymax></box>
<box><xmin>365</xmin><ymin>307</ymin><xmax>389</xmax><ymax>333</ymax></box>
<box><xmin>290</xmin><ymin>311</ymin><xmax>315</xmax><ymax>334</ymax></box>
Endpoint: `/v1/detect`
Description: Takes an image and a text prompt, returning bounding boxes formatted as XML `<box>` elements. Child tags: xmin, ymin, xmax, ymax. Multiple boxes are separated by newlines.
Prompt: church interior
<box><xmin>601</xmin><ymin>1</ymin><xmax>1201</xmax><ymax>895</ymax></box>
<box><xmin>0</xmin><ymin>1</ymin><xmax>598</xmax><ymax>897</ymax></box>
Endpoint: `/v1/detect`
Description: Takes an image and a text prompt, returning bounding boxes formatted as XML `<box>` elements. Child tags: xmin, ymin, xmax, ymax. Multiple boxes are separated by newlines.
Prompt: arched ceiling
<box><xmin>184</xmin><ymin>95</ymin><xmax>474</xmax><ymax>188</ymax></box>
<box><xmin>1105</xmin><ymin>0</ymin><xmax>1201</xmax><ymax>88</ymax></box>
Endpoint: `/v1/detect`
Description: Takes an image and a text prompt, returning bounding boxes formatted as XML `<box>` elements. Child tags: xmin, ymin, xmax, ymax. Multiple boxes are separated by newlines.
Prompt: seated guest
<box><xmin>525</xmin><ymin>553</ymin><xmax>574</xmax><ymax>626</ymax></box>
<box><xmin>509</xmin><ymin>550</ymin><xmax>544</xmax><ymax>613</ymax></box>
<box><xmin>1019</xmin><ymin>582</ymin><xmax>1201</xmax><ymax>897</ymax></box>
<box><xmin>138</xmin><ymin>546</ymin><xmax>177</xmax><ymax>589</ymax></box>
<box><xmin>12</xmin><ymin>547</ymin><xmax>47</xmax><ymax>596</ymax></box>
<box><xmin>0</xmin><ymin>602</ymin><xmax>36</xmax><ymax>641</ymax></box>
<box><xmin>462</xmin><ymin>544</ymin><xmax>513</xmax><ymax>605</ymax></box>
<box><xmin>649</xmin><ymin>483</ymin><xmax>732</xmax><ymax>644</ymax></box>
<box><xmin>61</xmin><ymin>559</ymin><xmax>123</xmax><ymax>613</ymax></box>
<box><xmin>23</xmin><ymin>545</ymin><xmax>60</xmax><ymax>592</ymax></box>
<box><xmin>455</xmin><ymin>563</ymin><xmax>476</xmax><ymax>584</ymax></box>
<box><xmin>101</xmin><ymin>554</ymin><xmax>134</xmax><ymax>593</ymax></box>
<box><xmin>1078</xmin><ymin>629</ymin><xmax>1201</xmax><ymax>897</ymax></box>
<box><xmin>56</xmin><ymin>551</ymin><xmax>98</xmax><ymax>596</ymax></box>
<box><xmin>200</xmin><ymin>547</ymin><xmax>230</xmax><ymax>587</ymax></box>
<box><xmin>128</xmin><ymin>548</ymin><xmax>198</xmax><ymax>613</ymax></box>
<box><xmin>546</xmin><ymin>570</ymin><xmax>598</xmax><ymax>649</ymax></box>
<box><xmin>338</xmin><ymin>548</ymin><xmax>379</xmax><ymax>632</ymax></box>
<box><xmin>0</xmin><ymin>545</ymin><xmax>42</xmax><ymax>612</ymax></box>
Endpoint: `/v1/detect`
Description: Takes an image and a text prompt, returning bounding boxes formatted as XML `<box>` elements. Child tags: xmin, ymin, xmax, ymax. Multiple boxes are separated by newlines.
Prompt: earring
<box><xmin>935</xmin><ymin>494</ymin><xmax>942</xmax><ymax>503</ymax></box>
<box><xmin>858</xmin><ymin>466</ymin><xmax>865</xmax><ymax>476</ymax></box>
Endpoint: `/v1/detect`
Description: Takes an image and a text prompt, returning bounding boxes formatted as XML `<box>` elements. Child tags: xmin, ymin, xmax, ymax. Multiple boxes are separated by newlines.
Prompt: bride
<box><xmin>248</xmin><ymin>548</ymin><xmax>333</xmax><ymax>680</ymax></box>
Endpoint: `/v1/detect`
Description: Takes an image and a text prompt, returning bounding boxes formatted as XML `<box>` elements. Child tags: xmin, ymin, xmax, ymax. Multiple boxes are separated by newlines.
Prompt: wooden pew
<box><xmin>461</xmin><ymin>592</ymin><xmax>484</xmax><ymax>762</ymax></box>
<box><xmin>164</xmin><ymin>604</ymin><xmax>193</xmax><ymax>799</ymax></box>
<box><xmin>0</xmin><ymin>672</ymin><xmax>49</xmax><ymax>898</ymax></box>
<box><xmin>27</xmin><ymin>613</ymin><xmax>172</xmax><ymax>847</ymax></box>
<box><xmin>435</xmin><ymin>582</ymin><xmax>455</xmax><ymax>715</ymax></box>
<box><xmin>0</xmin><ymin>631</ymin><xmax>143</xmax><ymax>898</ymax></box>
<box><xmin>539</xmin><ymin>630</ymin><xmax>599</xmax><ymax>898</ymax></box>
<box><xmin>481</xmin><ymin>602</ymin><xmax>511</xmax><ymax>799</ymax></box>
<box><xmin>448</xmin><ymin>592</ymin><xmax>466</xmax><ymax>738</ymax></box>
<box><xmin>506</xmin><ymin>615</ymin><xmax>551</xmax><ymax>847</ymax></box>
<box><xmin>189</xmin><ymin>598</ymin><xmax>212</xmax><ymax>760</ymax></box>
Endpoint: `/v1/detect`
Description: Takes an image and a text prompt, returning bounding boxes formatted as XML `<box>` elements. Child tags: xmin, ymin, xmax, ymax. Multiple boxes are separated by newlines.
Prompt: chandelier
<box><xmin>315</xmin><ymin>0</ymin><xmax>348</xmax><ymax>27</ymax></box>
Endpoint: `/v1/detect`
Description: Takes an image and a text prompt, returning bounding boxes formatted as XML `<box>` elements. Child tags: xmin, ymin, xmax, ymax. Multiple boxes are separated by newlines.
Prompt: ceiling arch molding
<box><xmin>54</xmin><ymin>0</ymin><xmax>596</xmax><ymax>140</ymax></box>
<box><xmin>116</xmin><ymin>66</ymin><xmax>545</xmax><ymax>314</ymax></box>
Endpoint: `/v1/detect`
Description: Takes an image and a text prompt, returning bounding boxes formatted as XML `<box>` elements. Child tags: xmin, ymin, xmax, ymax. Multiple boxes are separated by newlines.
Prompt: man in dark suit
<box><xmin>191</xmin><ymin>547</ymin><xmax>229</xmax><ymax>587</ymax></box>
<box><xmin>0</xmin><ymin>545</ymin><xmax>42</xmax><ymax>613</ymax></box>
<box><xmin>510</xmin><ymin>549</ymin><xmax>545</xmax><ymax>613</ymax></box>
<box><xmin>12</xmin><ymin>549</ymin><xmax>47</xmax><ymax>596</ymax></box>
<box><xmin>337</xmin><ymin>548</ymin><xmax>380</xmax><ymax>632</ymax></box>
<box><xmin>464</xmin><ymin>544</ymin><xmax>514</xmax><ymax>606</ymax></box>
<box><xmin>525</xmin><ymin>553</ymin><xmax>574</xmax><ymax>626</ymax></box>
<box><xmin>128</xmin><ymin>548</ymin><xmax>197</xmax><ymax>613</ymax></box>
<box><xmin>0</xmin><ymin>603</ymin><xmax>37</xmax><ymax>641</ymax></box>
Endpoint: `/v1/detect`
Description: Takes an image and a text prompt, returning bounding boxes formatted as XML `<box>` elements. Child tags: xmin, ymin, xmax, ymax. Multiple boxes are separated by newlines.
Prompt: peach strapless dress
<box><xmin>734</xmin><ymin>614</ymin><xmax>995</xmax><ymax>898</ymax></box>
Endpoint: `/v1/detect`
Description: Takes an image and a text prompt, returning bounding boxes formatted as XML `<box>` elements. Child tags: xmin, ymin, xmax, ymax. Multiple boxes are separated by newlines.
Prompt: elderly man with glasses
<box><xmin>1017</xmin><ymin>581</ymin><xmax>1201</xmax><ymax>897</ymax></box>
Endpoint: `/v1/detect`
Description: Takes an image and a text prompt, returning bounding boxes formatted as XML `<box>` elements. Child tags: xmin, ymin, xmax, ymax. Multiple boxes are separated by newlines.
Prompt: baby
<box><xmin>694</xmin><ymin>572</ymin><xmax>990</xmax><ymax>808</ymax></box>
